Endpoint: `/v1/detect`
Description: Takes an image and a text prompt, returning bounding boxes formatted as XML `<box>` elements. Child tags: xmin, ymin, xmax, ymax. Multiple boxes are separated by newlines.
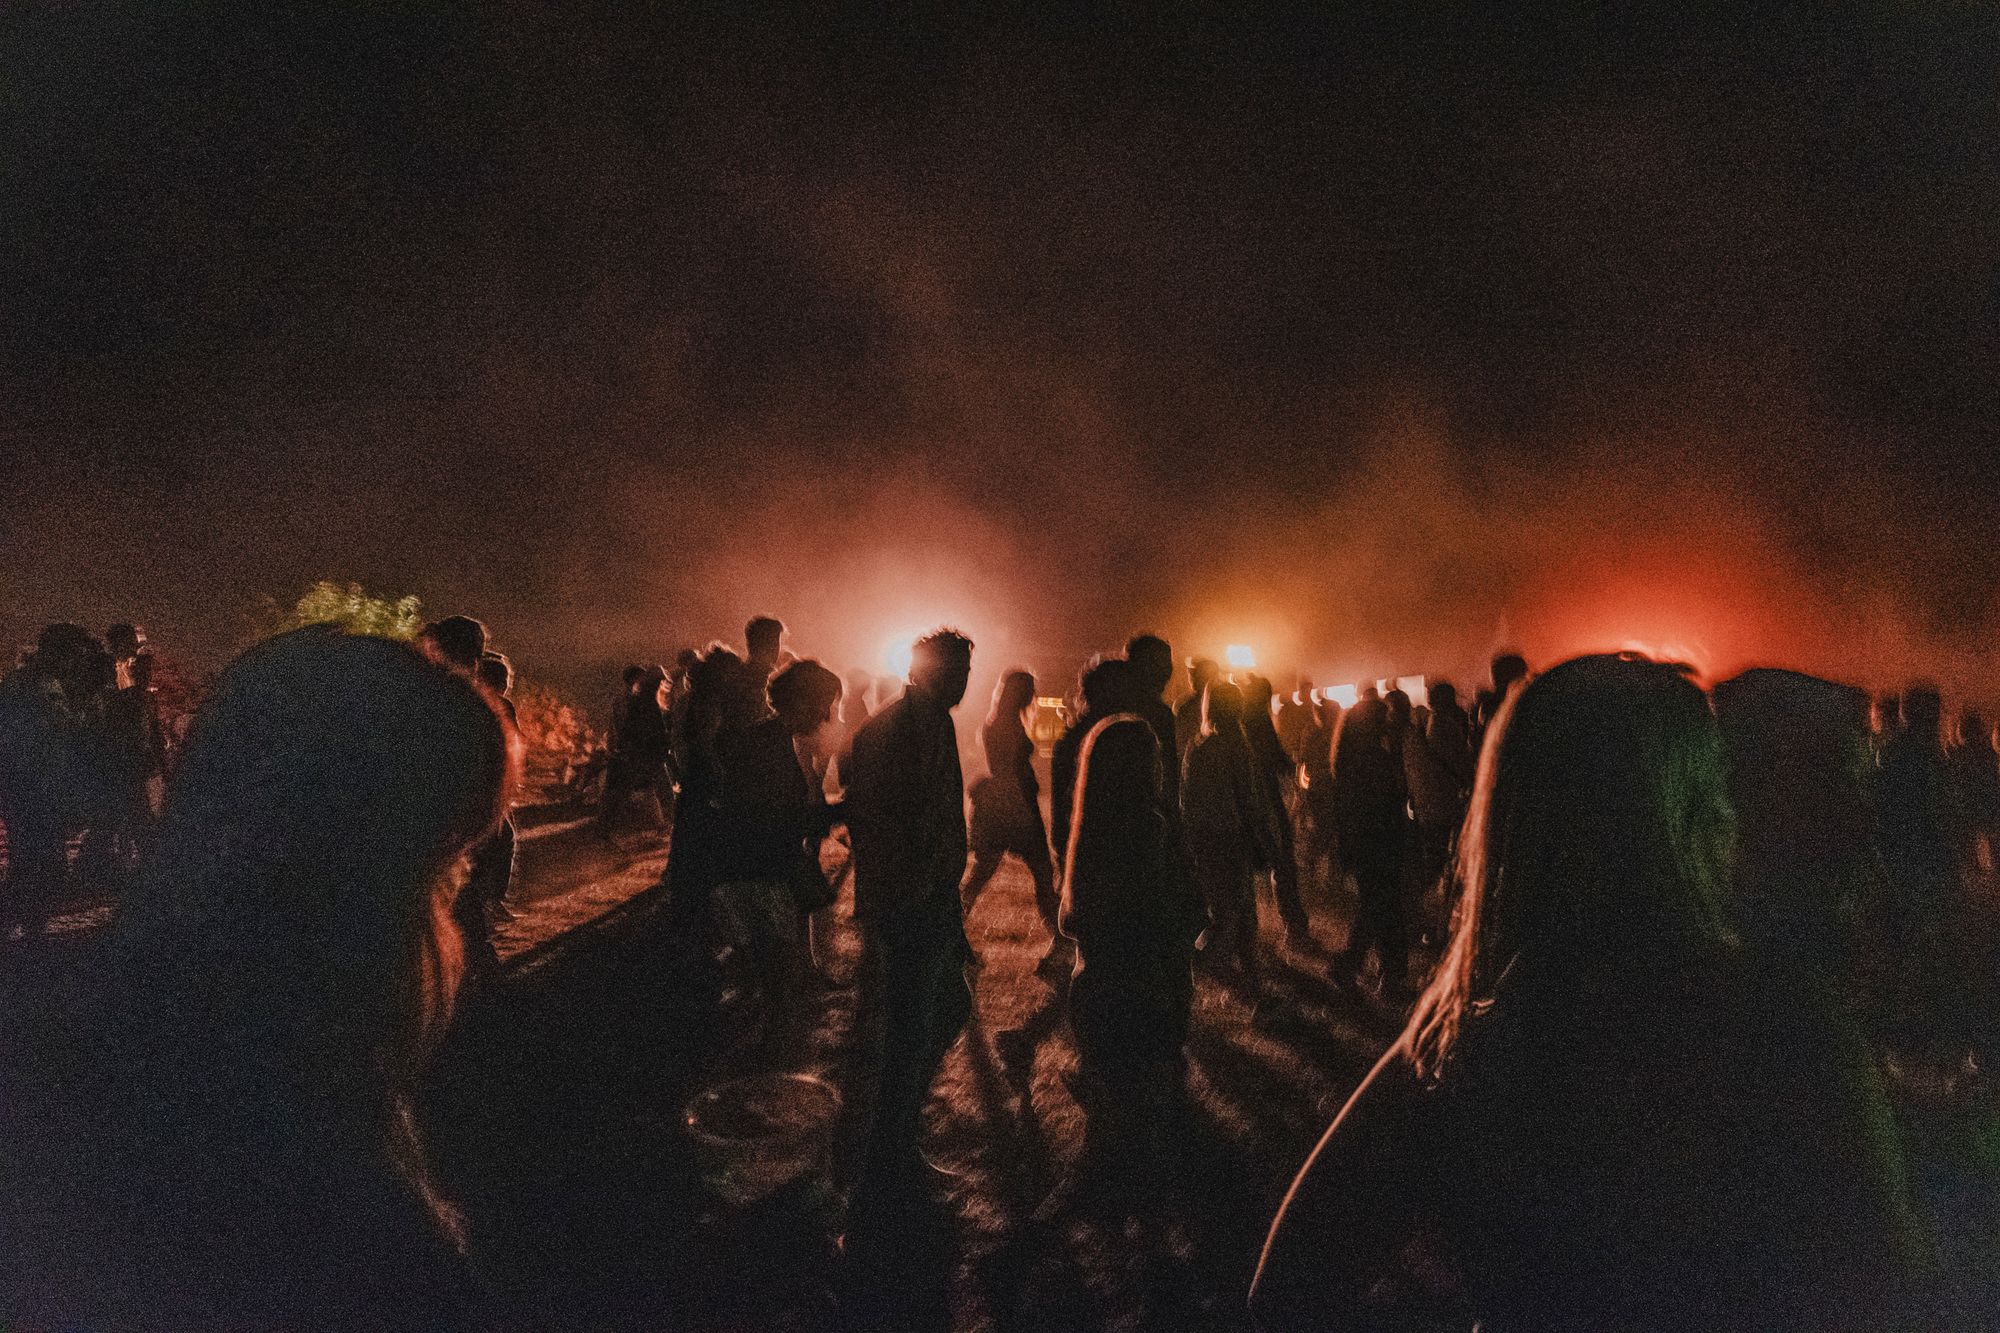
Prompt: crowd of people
<box><xmin>1</xmin><ymin>608</ymin><xmax>1997</xmax><ymax>1328</ymax></box>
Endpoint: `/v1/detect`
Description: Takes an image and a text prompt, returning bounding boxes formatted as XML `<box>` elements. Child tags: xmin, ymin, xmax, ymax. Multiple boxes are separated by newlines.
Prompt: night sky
<box><xmin>4</xmin><ymin>4</ymin><xmax>1996</xmax><ymax>701</ymax></box>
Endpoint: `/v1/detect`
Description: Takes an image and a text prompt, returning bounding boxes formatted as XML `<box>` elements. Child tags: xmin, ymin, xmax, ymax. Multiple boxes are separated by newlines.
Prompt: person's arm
<box><xmin>1250</xmin><ymin>1041</ymin><xmax>1435</xmax><ymax>1331</ymax></box>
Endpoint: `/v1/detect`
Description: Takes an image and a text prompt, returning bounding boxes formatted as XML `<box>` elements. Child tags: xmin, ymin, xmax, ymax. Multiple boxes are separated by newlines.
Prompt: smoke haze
<box><xmin>3</xmin><ymin>6</ymin><xmax>1995</xmax><ymax>704</ymax></box>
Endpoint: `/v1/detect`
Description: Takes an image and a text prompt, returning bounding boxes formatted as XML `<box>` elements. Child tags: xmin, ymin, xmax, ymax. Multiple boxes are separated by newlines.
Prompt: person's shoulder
<box><xmin>852</xmin><ymin>696</ymin><xmax>909</xmax><ymax>752</ymax></box>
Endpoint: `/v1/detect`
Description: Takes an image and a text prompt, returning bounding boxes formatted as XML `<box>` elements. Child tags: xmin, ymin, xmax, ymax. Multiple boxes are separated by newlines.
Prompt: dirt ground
<box><xmin>459</xmin><ymin>816</ymin><xmax>1402</xmax><ymax>1332</ymax></box>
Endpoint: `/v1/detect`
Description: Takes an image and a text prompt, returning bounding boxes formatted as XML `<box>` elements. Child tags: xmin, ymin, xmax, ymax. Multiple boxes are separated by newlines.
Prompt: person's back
<box><xmin>11</xmin><ymin>628</ymin><xmax>512</xmax><ymax>1332</ymax></box>
<box><xmin>1255</xmin><ymin>655</ymin><xmax>1925</xmax><ymax>1333</ymax></box>
<box><xmin>1181</xmin><ymin>723</ymin><xmax>1259</xmax><ymax>851</ymax></box>
<box><xmin>1428</xmin><ymin>954</ymin><xmax>1918</xmax><ymax>1331</ymax></box>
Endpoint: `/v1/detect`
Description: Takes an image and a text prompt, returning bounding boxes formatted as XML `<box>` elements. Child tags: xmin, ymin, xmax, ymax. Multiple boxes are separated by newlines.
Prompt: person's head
<box><xmin>32</xmin><ymin>622</ymin><xmax>106</xmax><ymax>696</ymax></box>
<box><xmin>688</xmin><ymin>644</ymin><xmax>747</xmax><ymax>726</ymax></box>
<box><xmin>1429</xmin><ymin>680</ymin><xmax>1459</xmax><ymax>714</ymax></box>
<box><xmin>908</xmin><ymin>628</ymin><xmax>974</xmax><ymax>710</ymax></box>
<box><xmin>1186</xmin><ymin>657</ymin><xmax>1219</xmax><ymax>697</ymax></box>
<box><xmin>1902</xmin><ymin>683</ymin><xmax>1942</xmax><ymax>741</ymax></box>
<box><xmin>1331</xmin><ymin>695</ymin><xmax>1386</xmax><ymax>769</ymax></box>
<box><xmin>623</xmin><ymin>664</ymin><xmax>648</xmax><ymax>690</ymax></box>
<box><xmin>1714</xmin><ymin>668</ymin><xmax>1874</xmax><ymax>958</ymax></box>
<box><xmin>1874</xmin><ymin>692</ymin><xmax>1902</xmax><ymax>735</ymax></box>
<box><xmin>106</xmin><ymin>622</ymin><xmax>145</xmax><ymax>661</ymax></box>
<box><xmin>745</xmin><ymin>616</ymin><xmax>786</xmax><ymax>665</ymax></box>
<box><xmin>418</xmin><ymin>616</ymin><xmax>487</xmax><ymax>675</ymax></box>
<box><xmin>1959</xmin><ymin>707</ymin><xmax>1990</xmax><ymax>750</ymax></box>
<box><xmin>118</xmin><ymin>627</ymin><xmax>516</xmax><ymax>1241</ymax></box>
<box><xmin>1067</xmin><ymin>715</ymin><xmax>1163</xmax><ymax>871</ymax></box>
<box><xmin>990</xmin><ymin>669</ymin><xmax>1037</xmax><ymax>723</ymax></box>
<box><xmin>1240</xmin><ymin>673</ymin><xmax>1275</xmax><ymax>714</ymax></box>
<box><xmin>1124</xmin><ymin>634</ymin><xmax>1173</xmax><ymax>697</ymax></box>
<box><xmin>476</xmin><ymin>651</ymin><xmax>513</xmax><ymax>697</ymax></box>
<box><xmin>769</xmin><ymin>659</ymin><xmax>843</xmax><ymax>736</ymax></box>
<box><xmin>1384</xmin><ymin>688</ymin><xmax>1412</xmax><ymax>735</ymax></box>
<box><xmin>1490</xmin><ymin>651</ymin><xmax>1529</xmax><ymax>693</ymax></box>
<box><xmin>1202</xmin><ymin>679</ymin><xmax>1244</xmax><ymax>732</ymax></box>
<box><xmin>674</xmin><ymin>647</ymin><xmax>700</xmax><ymax>676</ymax></box>
<box><xmin>1078</xmin><ymin>655</ymin><xmax>1140</xmax><ymax>717</ymax></box>
<box><xmin>1409</xmin><ymin>654</ymin><xmax>1734</xmax><ymax>1079</ymax></box>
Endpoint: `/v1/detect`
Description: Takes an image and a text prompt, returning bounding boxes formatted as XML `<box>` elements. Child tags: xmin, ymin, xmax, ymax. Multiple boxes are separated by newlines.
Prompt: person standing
<box><xmin>1181</xmin><ymin>681</ymin><xmax>1279</xmax><ymax>984</ymax></box>
<box><xmin>1060</xmin><ymin>715</ymin><xmax>1203</xmax><ymax>1160</ymax></box>
<box><xmin>1331</xmin><ymin>696</ymin><xmax>1412</xmax><ymax>996</ymax></box>
<box><xmin>961</xmin><ymin>670</ymin><xmax>1059</xmax><ymax>954</ymax></box>
<box><xmin>843</xmin><ymin>629</ymin><xmax>976</xmax><ymax>1204</ymax></box>
<box><xmin>709</xmin><ymin>660</ymin><xmax>846</xmax><ymax>1071</ymax></box>
<box><xmin>1123</xmin><ymin>634</ymin><xmax>1182</xmax><ymax>816</ymax></box>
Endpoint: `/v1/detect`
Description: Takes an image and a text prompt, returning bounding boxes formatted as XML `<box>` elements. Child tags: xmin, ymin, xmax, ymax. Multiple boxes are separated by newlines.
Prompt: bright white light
<box><xmin>1325</xmin><ymin>683</ymin><xmax>1359</xmax><ymax>708</ymax></box>
<box><xmin>882</xmin><ymin>634</ymin><xmax>915</xmax><ymax>679</ymax></box>
<box><xmin>1225</xmin><ymin>644</ymin><xmax>1256</xmax><ymax>669</ymax></box>
<box><xmin>1394</xmin><ymin>675</ymin><xmax>1429</xmax><ymax>707</ymax></box>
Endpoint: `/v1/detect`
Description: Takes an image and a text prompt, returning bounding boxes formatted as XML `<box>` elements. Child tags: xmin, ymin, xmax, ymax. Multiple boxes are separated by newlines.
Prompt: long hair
<box><xmin>987</xmin><ymin>669</ymin><xmax>1037</xmax><ymax>728</ymax></box>
<box><xmin>1407</xmin><ymin>654</ymin><xmax>1735</xmax><ymax>1081</ymax></box>
<box><xmin>113</xmin><ymin>627</ymin><xmax>515</xmax><ymax>1255</ymax></box>
<box><xmin>1063</xmin><ymin>714</ymin><xmax>1162</xmax><ymax>893</ymax></box>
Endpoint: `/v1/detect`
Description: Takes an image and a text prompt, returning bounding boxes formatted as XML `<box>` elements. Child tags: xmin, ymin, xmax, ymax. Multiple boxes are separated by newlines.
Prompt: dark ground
<box><xmin>422</xmin><ymin>807</ymin><xmax>1407</xmax><ymax>1332</ymax></box>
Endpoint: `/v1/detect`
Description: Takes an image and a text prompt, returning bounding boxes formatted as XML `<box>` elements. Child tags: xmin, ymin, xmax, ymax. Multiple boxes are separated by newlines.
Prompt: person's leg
<box><xmin>1231</xmin><ymin>863</ymin><xmax>1261</xmax><ymax>979</ymax></box>
<box><xmin>1021</xmin><ymin>841</ymin><xmax>1060</xmax><ymax>935</ymax></box>
<box><xmin>859</xmin><ymin>890</ymin><xmax>969</xmax><ymax>1192</ymax></box>
<box><xmin>958</xmin><ymin>851</ymin><xmax>1004</xmax><ymax>917</ymax></box>
<box><xmin>1336</xmin><ymin>857</ymin><xmax>1382</xmax><ymax>982</ymax></box>
<box><xmin>1271</xmin><ymin>827</ymin><xmax>1311</xmax><ymax>943</ymax></box>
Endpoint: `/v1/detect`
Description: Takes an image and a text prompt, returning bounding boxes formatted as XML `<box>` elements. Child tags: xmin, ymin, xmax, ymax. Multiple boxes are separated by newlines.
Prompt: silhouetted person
<box><xmin>962</xmin><ymin>670</ymin><xmax>1059</xmax><ymax>956</ymax></box>
<box><xmin>599</xmin><ymin>663</ymin><xmax>671</xmax><ymax>841</ymax></box>
<box><xmin>1301</xmin><ymin>696</ymin><xmax>1343</xmax><ymax>889</ymax></box>
<box><xmin>1330</xmin><ymin>695</ymin><xmax>1410</xmax><ymax>995</ymax></box>
<box><xmin>1254</xmin><ymin>655</ymin><xmax>1926</xmax><ymax>1333</ymax></box>
<box><xmin>745</xmin><ymin>615</ymin><xmax>787</xmax><ymax>680</ymax></box>
<box><xmin>1872</xmin><ymin>692</ymin><xmax>1904</xmax><ymax>765</ymax></box>
<box><xmin>1715</xmin><ymin>669</ymin><xmax>1876</xmax><ymax>977</ymax></box>
<box><xmin>459</xmin><ymin>651</ymin><xmax>521</xmax><ymax>980</ymax></box>
<box><xmin>1174</xmin><ymin>657</ymin><xmax>1220</xmax><ymax>762</ymax></box>
<box><xmin>1469</xmin><ymin>650</ymin><xmax>1528</xmax><ymax>755</ymax></box>
<box><xmin>1123</xmin><ymin>633</ymin><xmax>1182</xmax><ymax>815</ymax></box>
<box><xmin>737</xmin><ymin>615</ymin><xmax>789</xmax><ymax>721</ymax></box>
<box><xmin>87</xmin><ymin>621</ymin><xmax>162</xmax><ymax>877</ymax></box>
<box><xmin>1241</xmin><ymin>673</ymin><xmax>1311</xmax><ymax>945</ymax></box>
<box><xmin>663</xmin><ymin>645</ymin><xmax>747</xmax><ymax>918</ymax></box>
<box><xmin>1425</xmin><ymin>680</ymin><xmax>1473</xmax><ymax>794</ymax></box>
<box><xmin>0</xmin><ymin>624</ymin><xmax>110</xmax><ymax>941</ymax></box>
<box><xmin>709</xmin><ymin>659</ymin><xmax>845</xmax><ymax>1070</ymax></box>
<box><xmin>1277</xmin><ymin>681</ymin><xmax>1314</xmax><ymax>764</ymax></box>
<box><xmin>1182</xmin><ymin>680</ymin><xmax>1279</xmax><ymax>983</ymax></box>
<box><xmin>1947</xmin><ymin>707</ymin><xmax>1999</xmax><ymax>876</ymax></box>
<box><xmin>60</xmin><ymin>627</ymin><xmax>516</xmax><ymax>1330</ymax></box>
<box><xmin>844</xmin><ymin>629</ymin><xmax>975</xmax><ymax>1205</ymax></box>
<box><xmin>1874</xmin><ymin>683</ymin><xmax>1963</xmax><ymax>1032</ymax></box>
<box><xmin>418</xmin><ymin>615</ymin><xmax>488</xmax><ymax>676</ymax></box>
<box><xmin>1051</xmin><ymin>657</ymin><xmax>1143</xmax><ymax>884</ymax></box>
<box><xmin>1404</xmin><ymin>680</ymin><xmax>1470</xmax><ymax>937</ymax></box>
<box><xmin>1060</xmin><ymin>715</ymin><xmax>1203</xmax><ymax>1160</ymax></box>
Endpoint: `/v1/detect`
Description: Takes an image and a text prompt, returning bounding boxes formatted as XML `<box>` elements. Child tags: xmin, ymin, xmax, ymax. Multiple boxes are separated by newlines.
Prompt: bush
<box><xmin>255</xmin><ymin>580</ymin><xmax>424</xmax><ymax>641</ymax></box>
